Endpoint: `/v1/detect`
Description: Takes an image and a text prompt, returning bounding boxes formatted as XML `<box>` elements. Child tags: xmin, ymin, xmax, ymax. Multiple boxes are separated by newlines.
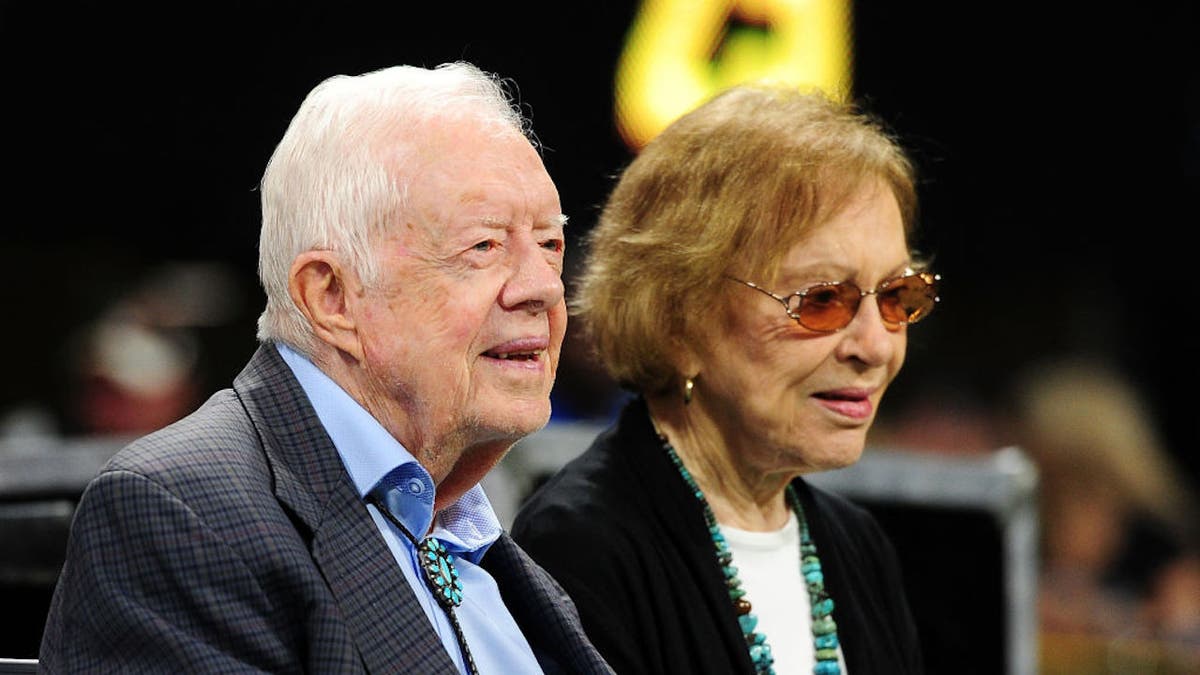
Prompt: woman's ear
<box><xmin>669</xmin><ymin>334</ymin><xmax>703</xmax><ymax>383</ymax></box>
<box><xmin>288</xmin><ymin>251</ymin><xmax>365</xmax><ymax>362</ymax></box>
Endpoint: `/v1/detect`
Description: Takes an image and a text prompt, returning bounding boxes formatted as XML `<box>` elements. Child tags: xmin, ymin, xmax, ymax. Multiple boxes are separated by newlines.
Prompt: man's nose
<box><xmin>502</xmin><ymin>239</ymin><xmax>564</xmax><ymax>313</ymax></box>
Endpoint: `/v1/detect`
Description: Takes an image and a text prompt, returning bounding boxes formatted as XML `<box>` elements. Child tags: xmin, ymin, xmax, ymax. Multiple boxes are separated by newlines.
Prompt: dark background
<box><xmin>3</xmin><ymin>0</ymin><xmax>1196</xmax><ymax>481</ymax></box>
<box><xmin>1</xmin><ymin>1</ymin><xmax>1198</xmax><ymax>669</ymax></box>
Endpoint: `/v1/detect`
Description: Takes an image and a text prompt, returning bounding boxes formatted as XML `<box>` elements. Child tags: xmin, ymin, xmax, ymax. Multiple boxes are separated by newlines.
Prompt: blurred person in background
<box><xmin>64</xmin><ymin>317</ymin><xmax>200</xmax><ymax>437</ymax></box>
<box><xmin>38</xmin><ymin>62</ymin><xmax>612</xmax><ymax>674</ymax></box>
<box><xmin>1011</xmin><ymin>358</ymin><xmax>1200</xmax><ymax>671</ymax></box>
<box><xmin>1</xmin><ymin>262</ymin><xmax>243</xmax><ymax>443</ymax></box>
<box><xmin>513</xmin><ymin>84</ymin><xmax>936</xmax><ymax>674</ymax></box>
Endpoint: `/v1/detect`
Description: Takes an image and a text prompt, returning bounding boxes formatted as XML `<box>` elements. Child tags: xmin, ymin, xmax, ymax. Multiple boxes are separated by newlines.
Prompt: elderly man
<box><xmin>39</xmin><ymin>62</ymin><xmax>612</xmax><ymax>674</ymax></box>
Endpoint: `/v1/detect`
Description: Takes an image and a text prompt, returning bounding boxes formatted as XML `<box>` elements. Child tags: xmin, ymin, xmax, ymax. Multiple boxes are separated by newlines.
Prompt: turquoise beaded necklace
<box><xmin>662</xmin><ymin>437</ymin><xmax>843</xmax><ymax>675</ymax></box>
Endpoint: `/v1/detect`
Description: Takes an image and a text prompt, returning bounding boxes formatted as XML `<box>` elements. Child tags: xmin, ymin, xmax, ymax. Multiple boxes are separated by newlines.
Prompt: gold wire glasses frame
<box><xmin>725</xmin><ymin>270</ymin><xmax>941</xmax><ymax>333</ymax></box>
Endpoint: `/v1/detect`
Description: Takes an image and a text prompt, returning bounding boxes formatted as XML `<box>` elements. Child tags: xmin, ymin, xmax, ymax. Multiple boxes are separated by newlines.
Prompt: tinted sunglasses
<box><xmin>726</xmin><ymin>270</ymin><xmax>940</xmax><ymax>333</ymax></box>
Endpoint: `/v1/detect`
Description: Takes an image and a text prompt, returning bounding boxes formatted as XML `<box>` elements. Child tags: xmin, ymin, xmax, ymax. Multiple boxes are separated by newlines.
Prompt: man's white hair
<box><xmin>255</xmin><ymin>62</ymin><xmax>532</xmax><ymax>356</ymax></box>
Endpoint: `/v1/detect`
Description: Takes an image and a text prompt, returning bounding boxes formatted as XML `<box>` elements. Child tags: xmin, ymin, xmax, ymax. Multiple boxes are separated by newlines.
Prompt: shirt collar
<box><xmin>275</xmin><ymin>342</ymin><xmax>501</xmax><ymax>560</ymax></box>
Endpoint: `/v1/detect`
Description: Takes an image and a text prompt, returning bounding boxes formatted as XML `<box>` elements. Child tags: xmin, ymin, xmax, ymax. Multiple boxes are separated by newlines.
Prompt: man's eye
<box><xmin>472</xmin><ymin>240</ymin><xmax>496</xmax><ymax>252</ymax></box>
<box><xmin>541</xmin><ymin>239</ymin><xmax>564</xmax><ymax>253</ymax></box>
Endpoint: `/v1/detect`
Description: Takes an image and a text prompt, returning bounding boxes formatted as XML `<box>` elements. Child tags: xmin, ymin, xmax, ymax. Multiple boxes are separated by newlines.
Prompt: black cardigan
<box><xmin>512</xmin><ymin>397</ymin><xmax>924</xmax><ymax>675</ymax></box>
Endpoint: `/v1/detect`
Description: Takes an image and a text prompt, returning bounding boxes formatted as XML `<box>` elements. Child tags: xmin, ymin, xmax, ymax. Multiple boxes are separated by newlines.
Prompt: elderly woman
<box><xmin>512</xmin><ymin>84</ymin><xmax>936</xmax><ymax>674</ymax></box>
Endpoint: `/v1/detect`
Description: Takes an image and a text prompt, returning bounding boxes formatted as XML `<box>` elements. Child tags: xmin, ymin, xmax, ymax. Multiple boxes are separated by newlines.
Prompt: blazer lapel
<box><xmin>482</xmin><ymin>534</ymin><xmax>612</xmax><ymax>674</ymax></box>
<box><xmin>232</xmin><ymin>344</ymin><xmax>456</xmax><ymax>673</ymax></box>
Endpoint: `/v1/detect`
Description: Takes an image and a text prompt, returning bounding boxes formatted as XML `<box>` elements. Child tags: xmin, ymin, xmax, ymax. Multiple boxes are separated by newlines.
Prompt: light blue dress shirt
<box><xmin>277</xmin><ymin>343</ymin><xmax>543</xmax><ymax>674</ymax></box>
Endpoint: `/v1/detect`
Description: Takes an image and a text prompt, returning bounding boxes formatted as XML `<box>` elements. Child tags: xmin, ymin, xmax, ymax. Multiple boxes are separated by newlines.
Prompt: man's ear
<box><xmin>288</xmin><ymin>251</ymin><xmax>365</xmax><ymax>362</ymax></box>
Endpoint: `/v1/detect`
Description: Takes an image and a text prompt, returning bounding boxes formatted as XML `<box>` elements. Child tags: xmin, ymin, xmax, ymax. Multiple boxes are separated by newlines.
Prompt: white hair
<box><xmin>255</xmin><ymin>62</ymin><xmax>533</xmax><ymax>356</ymax></box>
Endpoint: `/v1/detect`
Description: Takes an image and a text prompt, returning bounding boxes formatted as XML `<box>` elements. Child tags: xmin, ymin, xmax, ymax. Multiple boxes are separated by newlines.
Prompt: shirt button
<box><xmin>407</xmin><ymin>478</ymin><xmax>425</xmax><ymax>495</ymax></box>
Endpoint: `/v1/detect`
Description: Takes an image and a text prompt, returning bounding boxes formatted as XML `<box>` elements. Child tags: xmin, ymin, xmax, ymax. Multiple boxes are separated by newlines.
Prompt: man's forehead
<box><xmin>422</xmin><ymin>168</ymin><xmax>562</xmax><ymax>227</ymax></box>
<box><xmin>380</xmin><ymin>120</ymin><xmax>562</xmax><ymax>233</ymax></box>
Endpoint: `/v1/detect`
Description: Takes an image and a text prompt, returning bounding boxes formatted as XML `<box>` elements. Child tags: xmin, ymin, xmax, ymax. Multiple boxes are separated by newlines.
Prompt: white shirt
<box><xmin>722</xmin><ymin>511</ymin><xmax>849</xmax><ymax>674</ymax></box>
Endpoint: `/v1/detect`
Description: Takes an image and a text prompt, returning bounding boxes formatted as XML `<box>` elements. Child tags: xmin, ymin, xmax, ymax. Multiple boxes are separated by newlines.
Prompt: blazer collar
<box><xmin>482</xmin><ymin>534</ymin><xmax>613</xmax><ymax>674</ymax></box>
<box><xmin>232</xmin><ymin>344</ymin><xmax>456</xmax><ymax>673</ymax></box>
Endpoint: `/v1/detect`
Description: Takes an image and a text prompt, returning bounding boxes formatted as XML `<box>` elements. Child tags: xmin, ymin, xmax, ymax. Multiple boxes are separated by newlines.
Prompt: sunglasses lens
<box><xmin>797</xmin><ymin>283</ymin><xmax>860</xmax><ymax>331</ymax></box>
<box><xmin>878</xmin><ymin>274</ymin><xmax>938</xmax><ymax>325</ymax></box>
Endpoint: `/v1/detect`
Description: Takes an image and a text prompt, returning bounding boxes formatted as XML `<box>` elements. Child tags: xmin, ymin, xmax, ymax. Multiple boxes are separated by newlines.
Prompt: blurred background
<box><xmin>1</xmin><ymin>1</ymin><xmax>1198</xmax><ymax>672</ymax></box>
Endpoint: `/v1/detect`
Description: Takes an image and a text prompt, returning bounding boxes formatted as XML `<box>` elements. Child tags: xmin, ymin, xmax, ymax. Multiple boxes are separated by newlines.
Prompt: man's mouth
<box><xmin>484</xmin><ymin>349</ymin><xmax>542</xmax><ymax>361</ymax></box>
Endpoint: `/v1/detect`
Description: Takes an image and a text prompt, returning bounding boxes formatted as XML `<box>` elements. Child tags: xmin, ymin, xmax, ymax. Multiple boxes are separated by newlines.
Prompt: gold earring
<box><xmin>683</xmin><ymin>377</ymin><xmax>694</xmax><ymax>405</ymax></box>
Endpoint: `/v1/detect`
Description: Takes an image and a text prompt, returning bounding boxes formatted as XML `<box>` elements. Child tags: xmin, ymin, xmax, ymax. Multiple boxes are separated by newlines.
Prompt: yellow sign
<box><xmin>615</xmin><ymin>0</ymin><xmax>853</xmax><ymax>150</ymax></box>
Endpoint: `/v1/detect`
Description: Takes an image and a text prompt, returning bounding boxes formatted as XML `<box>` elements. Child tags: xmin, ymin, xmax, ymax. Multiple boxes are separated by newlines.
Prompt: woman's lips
<box><xmin>814</xmin><ymin>388</ymin><xmax>874</xmax><ymax>420</ymax></box>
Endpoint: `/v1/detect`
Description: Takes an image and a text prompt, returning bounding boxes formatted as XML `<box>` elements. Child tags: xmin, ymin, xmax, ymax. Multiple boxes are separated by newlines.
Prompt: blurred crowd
<box><xmin>2</xmin><ymin>265</ymin><xmax>1198</xmax><ymax>672</ymax></box>
<box><xmin>1012</xmin><ymin>360</ymin><xmax>1199</xmax><ymax>672</ymax></box>
<box><xmin>1</xmin><ymin>261</ymin><xmax>248</xmax><ymax>443</ymax></box>
<box><xmin>873</xmin><ymin>358</ymin><xmax>1200</xmax><ymax>672</ymax></box>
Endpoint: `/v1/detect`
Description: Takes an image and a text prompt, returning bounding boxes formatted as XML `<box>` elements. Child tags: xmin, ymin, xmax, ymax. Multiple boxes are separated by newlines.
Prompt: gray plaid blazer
<box><xmin>39</xmin><ymin>345</ymin><xmax>612</xmax><ymax>675</ymax></box>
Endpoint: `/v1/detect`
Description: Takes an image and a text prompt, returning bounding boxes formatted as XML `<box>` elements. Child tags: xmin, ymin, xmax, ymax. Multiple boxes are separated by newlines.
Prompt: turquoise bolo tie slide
<box><xmin>418</xmin><ymin>537</ymin><xmax>464</xmax><ymax>608</ymax></box>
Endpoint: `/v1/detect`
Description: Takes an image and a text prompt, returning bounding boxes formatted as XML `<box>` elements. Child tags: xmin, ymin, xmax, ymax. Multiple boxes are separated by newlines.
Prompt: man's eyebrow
<box><xmin>476</xmin><ymin>217</ymin><xmax>508</xmax><ymax>229</ymax></box>
<box><xmin>532</xmin><ymin>214</ymin><xmax>568</xmax><ymax>229</ymax></box>
<box><xmin>463</xmin><ymin>216</ymin><xmax>566</xmax><ymax>236</ymax></box>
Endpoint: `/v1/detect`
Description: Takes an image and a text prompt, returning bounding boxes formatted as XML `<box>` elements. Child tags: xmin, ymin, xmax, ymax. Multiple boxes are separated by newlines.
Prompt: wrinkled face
<box><xmin>353</xmin><ymin>121</ymin><xmax>566</xmax><ymax>454</ymax></box>
<box><xmin>694</xmin><ymin>179</ymin><xmax>910</xmax><ymax>475</ymax></box>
